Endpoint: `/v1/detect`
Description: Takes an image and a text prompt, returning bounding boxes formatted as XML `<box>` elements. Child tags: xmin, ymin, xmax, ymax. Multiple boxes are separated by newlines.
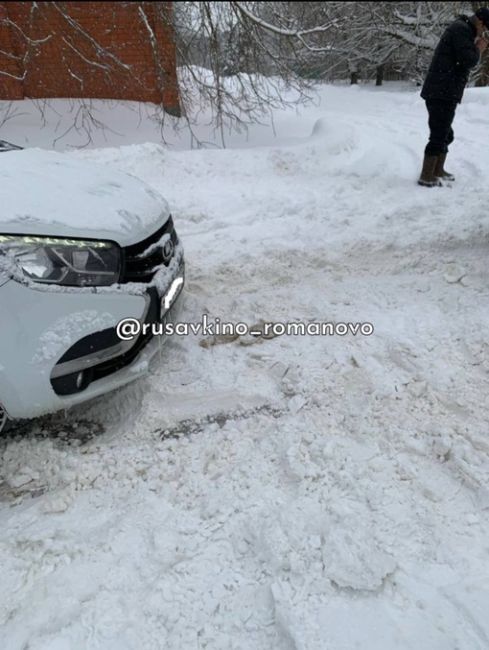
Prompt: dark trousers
<box><xmin>424</xmin><ymin>100</ymin><xmax>457</xmax><ymax>156</ymax></box>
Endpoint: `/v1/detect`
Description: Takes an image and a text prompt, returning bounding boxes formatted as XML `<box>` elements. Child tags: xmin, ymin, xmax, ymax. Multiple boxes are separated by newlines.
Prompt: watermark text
<box><xmin>116</xmin><ymin>315</ymin><xmax>374</xmax><ymax>341</ymax></box>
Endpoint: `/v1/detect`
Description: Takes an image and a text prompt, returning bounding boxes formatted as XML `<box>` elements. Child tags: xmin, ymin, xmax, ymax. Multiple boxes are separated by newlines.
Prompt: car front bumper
<box><xmin>0</xmin><ymin>256</ymin><xmax>184</xmax><ymax>420</ymax></box>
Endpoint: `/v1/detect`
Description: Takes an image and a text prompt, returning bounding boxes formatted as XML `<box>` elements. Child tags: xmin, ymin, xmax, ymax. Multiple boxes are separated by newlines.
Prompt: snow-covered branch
<box><xmin>233</xmin><ymin>2</ymin><xmax>338</xmax><ymax>38</ymax></box>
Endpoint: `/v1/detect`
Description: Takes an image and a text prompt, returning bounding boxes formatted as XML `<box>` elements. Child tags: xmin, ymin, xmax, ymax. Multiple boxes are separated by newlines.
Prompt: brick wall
<box><xmin>0</xmin><ymin>1</ymin><xmax>181</xmax><ymax>115</ymax></box>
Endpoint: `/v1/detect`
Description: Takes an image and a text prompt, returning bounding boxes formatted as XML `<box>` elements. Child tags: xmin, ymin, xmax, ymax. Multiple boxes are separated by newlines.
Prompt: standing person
<box><xmin>418</xmin><ymin>8</ymin><xmax>489</xmax><ymax>187</ymax></box>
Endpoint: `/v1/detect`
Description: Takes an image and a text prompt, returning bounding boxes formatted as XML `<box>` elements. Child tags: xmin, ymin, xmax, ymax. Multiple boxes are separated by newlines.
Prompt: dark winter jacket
<box><xmin>421</xmin><ymin>15</ymin><xmax>480</xmax><ymax>104</ymax></box>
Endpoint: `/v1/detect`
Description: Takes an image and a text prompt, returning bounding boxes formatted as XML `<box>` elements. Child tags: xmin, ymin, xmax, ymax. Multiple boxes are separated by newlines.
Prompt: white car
<box><xmin>0</xmin><ymin>145</ymin><xmax>184</xmax><ymax>432</ymax></box>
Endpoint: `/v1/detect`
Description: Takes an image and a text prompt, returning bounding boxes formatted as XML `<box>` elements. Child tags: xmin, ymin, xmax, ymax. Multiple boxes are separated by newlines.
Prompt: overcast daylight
<box><xmin>1</xmin><ymin>2</ymin><xmax>489</xmax><ymax>649</ymax></box>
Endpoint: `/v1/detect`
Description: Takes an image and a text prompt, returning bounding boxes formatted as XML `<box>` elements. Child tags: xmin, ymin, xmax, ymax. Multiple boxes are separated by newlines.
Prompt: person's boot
<box><xmin>418</xmin><ymin>155</ymin><xmax>442</xmax><ymax>187</ymax></box>
<box><xmin>434</xmin><ymin>153</ymin><xmax>455</xmax><ymax>182</ymax></box>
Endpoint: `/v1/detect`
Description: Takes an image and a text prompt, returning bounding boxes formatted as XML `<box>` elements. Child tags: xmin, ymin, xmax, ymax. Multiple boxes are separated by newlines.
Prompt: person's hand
<box><xmin>476</xmin><ymin>36</ymin><xmax>489</xmax><ymax>53</ymax></box>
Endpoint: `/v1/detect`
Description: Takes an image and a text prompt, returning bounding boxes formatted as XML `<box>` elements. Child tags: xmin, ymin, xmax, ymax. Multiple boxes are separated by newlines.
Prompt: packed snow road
<box><xmin>2</xmin><ymin>84</ymin><xmax>489</xmax><ymax>649</ymax></box>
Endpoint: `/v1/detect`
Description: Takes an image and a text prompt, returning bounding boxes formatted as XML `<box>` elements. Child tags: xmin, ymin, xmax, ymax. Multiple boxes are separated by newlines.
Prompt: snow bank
<box><xmin>1</xmin><ymin>82</ymin><xmax>489</xmax><ymax>649</ymax></box>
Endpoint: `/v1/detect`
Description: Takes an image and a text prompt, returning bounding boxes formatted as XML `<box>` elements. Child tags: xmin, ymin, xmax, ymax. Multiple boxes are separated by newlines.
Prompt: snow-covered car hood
<box><xmin>0</xmin><ymin>149</ymin><xmax>170</xmax><ymax>246</ymax></box>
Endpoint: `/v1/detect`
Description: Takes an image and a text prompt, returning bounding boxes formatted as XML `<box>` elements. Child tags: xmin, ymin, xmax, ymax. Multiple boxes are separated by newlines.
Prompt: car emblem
<box><xmin>162</xmin><ymin>239</ymin><xmax>174</xmax><ymax>262</ymax></box>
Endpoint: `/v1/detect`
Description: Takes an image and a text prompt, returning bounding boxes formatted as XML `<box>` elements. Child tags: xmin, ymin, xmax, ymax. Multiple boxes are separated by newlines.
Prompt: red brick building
<box><xmin>0</xmin><ymin>1</ymin><xmax>181</xmax><ymax>115</ymax></box>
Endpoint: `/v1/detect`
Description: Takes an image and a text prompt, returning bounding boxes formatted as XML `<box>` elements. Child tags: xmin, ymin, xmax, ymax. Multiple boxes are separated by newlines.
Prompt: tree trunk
<box><xmin>472</xmin><ymin>0</ymin><xmax>489</xmax><ymax>85</ymax></box>
<box><xmin>475</xmin><ymin>50</ymin><xmax>489</xmax><ymax>87</ymax></box>
<box><xmin>376</xmin><ymin>64</ymin><xmax>384</xmax><ymax>86</ymax></box>
<box><xmin>350</xmin><ymin>70</ymin><xmax>358</xmax><ymax>85</ymax></box>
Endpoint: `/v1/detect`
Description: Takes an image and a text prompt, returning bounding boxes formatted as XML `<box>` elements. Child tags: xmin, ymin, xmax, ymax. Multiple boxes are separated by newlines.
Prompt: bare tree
<box><xmin>1</xmin><ymin>1</ymin><xmax>486</xmax><ymax>147</ymax></box>
<box><xmin>472</xmin><ymin>0</ymin><xmax>489</xmax><ymax>85</ymax></box>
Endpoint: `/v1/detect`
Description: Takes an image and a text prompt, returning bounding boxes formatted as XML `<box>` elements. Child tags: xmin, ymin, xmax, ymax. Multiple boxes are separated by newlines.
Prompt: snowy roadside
<box><xmin>1</xmin><ymin>83</ymin><xmax>489</xmax><ymax>649</ymax></box>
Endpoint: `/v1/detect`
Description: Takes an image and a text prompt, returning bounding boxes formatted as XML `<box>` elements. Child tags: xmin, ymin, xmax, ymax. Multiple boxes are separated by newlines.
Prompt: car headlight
<box><xmin>0</xmin><ymin>235</ymin><xmax>121</xmax><ymax>287</ymax></box>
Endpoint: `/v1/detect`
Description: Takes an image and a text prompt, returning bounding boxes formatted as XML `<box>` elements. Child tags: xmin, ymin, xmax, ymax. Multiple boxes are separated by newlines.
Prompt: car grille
<box><xmin>121</xmin><ymin>216</ymin><xmax>178</xmax><ymax>284</ymax></box>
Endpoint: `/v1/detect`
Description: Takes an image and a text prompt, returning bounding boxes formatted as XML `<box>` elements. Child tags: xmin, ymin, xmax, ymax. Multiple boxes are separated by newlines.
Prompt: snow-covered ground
<box><xmin>2</xmin><ymin>82</ymin><xmax>489</xmax><ymax>649</ymax></box>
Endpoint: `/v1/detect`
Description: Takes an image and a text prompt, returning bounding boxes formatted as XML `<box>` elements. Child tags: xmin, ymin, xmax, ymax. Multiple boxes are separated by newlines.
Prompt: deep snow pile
<box><xmin>2</xmin><ymin>83</ymin><xmax>489</xmax><ymax>649</ymax></box>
